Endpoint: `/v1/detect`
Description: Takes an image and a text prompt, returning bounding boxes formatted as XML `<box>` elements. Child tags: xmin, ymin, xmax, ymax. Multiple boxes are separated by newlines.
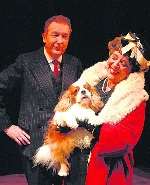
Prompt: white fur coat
<box><xmin>79</xmin><ymin>61</ymin><xmax>149</xmax><ymax>124</ymax></box>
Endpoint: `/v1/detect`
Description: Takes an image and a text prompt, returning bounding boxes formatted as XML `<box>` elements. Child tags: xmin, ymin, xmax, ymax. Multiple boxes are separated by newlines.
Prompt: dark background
<box><xmin>0</xmin><ymin>0</ymin><xmax>150</xmax><ymax>174</ymax></box>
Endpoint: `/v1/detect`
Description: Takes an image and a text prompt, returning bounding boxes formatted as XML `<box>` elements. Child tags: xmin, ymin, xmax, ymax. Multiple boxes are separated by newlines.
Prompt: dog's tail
<box><xmin>33</xmin><ymin>144</ymin><xmax>55</xmax><ymax>169</ymax></box>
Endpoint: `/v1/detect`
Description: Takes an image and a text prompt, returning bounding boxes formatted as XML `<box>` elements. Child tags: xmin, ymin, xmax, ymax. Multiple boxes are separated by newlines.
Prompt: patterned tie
<box><xmin>52</xmin><ymin>60</ymin><xmax>60</xmax><ymax>78</ymax></box>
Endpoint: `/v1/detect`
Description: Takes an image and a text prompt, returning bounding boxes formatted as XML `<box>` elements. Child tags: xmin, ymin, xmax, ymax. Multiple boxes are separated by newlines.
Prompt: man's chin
<box><xmin>53</xmin><ymin>50</ymin><xmax>64</xmax><ymax>57</ymax></box>
<box><xmin>50</xmin><ymin>52</ymin><xmax>63</xmax><ymax>58</ymax></box>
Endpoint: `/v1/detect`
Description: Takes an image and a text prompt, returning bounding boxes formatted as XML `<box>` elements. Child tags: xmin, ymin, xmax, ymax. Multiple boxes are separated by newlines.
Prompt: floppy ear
<box><xmin>90</xmin><ymin>86</ymin><xmax>104</xmax><ymax>113</ymax></box>
<box><xmin>54</xmin><ymin>85</ymin><xmax>79</xmax><ymax>112</ymax></box>
<box><xmin>83</xmin><ymin>83</ymin><xmax>103</xmax><ymax>113</ymax></box>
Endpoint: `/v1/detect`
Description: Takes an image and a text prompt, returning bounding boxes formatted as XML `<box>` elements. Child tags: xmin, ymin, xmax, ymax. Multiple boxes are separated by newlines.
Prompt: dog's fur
<box><xmin>33</xmin><ymin>82</ymin><xmax>103</xmax><ymax>176</ymax></box>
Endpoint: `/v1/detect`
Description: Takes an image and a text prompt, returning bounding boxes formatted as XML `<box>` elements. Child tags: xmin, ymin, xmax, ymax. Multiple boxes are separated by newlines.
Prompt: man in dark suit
<box><xmin>0</xmin><ymin>15</ymin><xmax>82</xmax><ymax>185</ymax></box>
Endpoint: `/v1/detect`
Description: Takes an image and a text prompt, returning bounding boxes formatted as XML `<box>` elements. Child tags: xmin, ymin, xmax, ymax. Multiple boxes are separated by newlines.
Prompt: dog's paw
<box><xmin>53</xmin><ymin>112</ymin><xmax>67</xmax><ymax>127</ymax></box>
<box><xmin>58</xmin><ymin>170</ymin><xmax>68</xmax><ymax>176</ymax></box>
<box><xmin>58</xmin><ymin>164</ymin><xmax>69</xmax><ymax>176</ymax></box>
<box><xmin>54</xmin><ymin>111</ymin><xmax>78</xmax><ymax>129</ymax></box>
<box><xmin>65</xmin><ymin>113</ymin><xmax>78</xmax><ymax>129</ymax></box>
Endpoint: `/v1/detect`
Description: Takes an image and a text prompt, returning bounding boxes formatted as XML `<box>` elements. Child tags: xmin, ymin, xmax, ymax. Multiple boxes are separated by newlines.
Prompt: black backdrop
<box><xmin>0</xmin><ymin>0</ymin><xmax>150</xmax><ymax>174</ymax></box>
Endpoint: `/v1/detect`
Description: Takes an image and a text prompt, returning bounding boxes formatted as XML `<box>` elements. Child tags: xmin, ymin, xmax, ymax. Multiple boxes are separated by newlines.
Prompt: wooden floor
<box><xmin>0</xmin><ymin>168</ymin><xmax>150</xmax><ymax>185</ymax></box>
<box><xmin>133</xmin><ymin>168</ymin><xmax>150</xmax><ymax>185</ymax></box>
<box><xmin>0</xmin><ymin>174</ymin><xmax>27</xmax><ymax>185</ymax></box>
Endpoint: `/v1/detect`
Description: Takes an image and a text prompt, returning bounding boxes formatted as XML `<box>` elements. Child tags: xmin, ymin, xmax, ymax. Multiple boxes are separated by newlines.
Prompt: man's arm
<box><xmin>4</xmin><ymin>125</ymin><xmax>30</xmax><ymax>145</ymax></box>
<box><xmin>0</xmin><ymin>56</ymin><xmax>30</xmax><ymax>145</ymax></box>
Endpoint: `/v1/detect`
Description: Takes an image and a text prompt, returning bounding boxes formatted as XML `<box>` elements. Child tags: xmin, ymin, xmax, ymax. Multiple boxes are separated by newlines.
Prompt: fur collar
<box><xmin>97</xmin><ymin>72</ymin><xmax>149</xmax><ymax>124</ymax></box>
<box><xmin>80</xmin><ymin>62</ymin><xmax>149</xmax><ymax>124</ymax></box>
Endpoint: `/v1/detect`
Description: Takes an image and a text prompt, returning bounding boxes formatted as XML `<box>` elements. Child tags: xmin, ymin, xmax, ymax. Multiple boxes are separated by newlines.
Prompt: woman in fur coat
<box><xmin>80</xmin><ymin>33</ymin><xmax>150</xmax><ymax>185</ymax></box>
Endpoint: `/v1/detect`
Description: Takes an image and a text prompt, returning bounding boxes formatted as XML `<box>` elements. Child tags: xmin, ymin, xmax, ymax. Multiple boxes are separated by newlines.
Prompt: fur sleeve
<box><xmin>79</xmin><ymin>61</ymin><xmax>108</xmax><ymax>86</ymax></box>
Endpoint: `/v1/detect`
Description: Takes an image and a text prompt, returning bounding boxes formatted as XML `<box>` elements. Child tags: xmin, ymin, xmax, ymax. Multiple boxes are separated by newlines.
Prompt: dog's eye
<box><xmin>84</xmin><ymin>83</ymin><xmax>91</xmax><ymax>90</ymax></box>
<box><xmin>73</xmin><ymin>87</ymin><xmax>79</xmax><ymax>94</ymax></box>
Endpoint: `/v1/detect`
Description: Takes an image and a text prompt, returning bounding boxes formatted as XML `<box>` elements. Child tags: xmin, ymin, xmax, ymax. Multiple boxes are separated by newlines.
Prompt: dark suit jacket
<box><xmin>0</xmin><ymin>47</ymin><xmax>82</xmax><ymax>158</ymax></box>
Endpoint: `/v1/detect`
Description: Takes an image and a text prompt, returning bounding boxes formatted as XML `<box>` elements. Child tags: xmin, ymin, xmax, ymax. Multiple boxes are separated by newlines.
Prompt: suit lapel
<box><xmin>30</xmin><ymin>48</ymin><xmax>57</xmax><ymax>100</ymax></box>
<box><xmin>61</xmin><ymin>54</ymin><xmax>77</xmax><ymax>91</ymax></box>
<box><xmin>30</xmin><ymin>50</ymin><xmax>77</xmax><ymax>100</ymax></box>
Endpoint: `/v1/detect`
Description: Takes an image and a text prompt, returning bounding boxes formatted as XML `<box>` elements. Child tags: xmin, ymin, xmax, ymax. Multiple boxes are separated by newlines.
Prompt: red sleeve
<box><xmin>93</xmin><ymin>102</ymin><xmax>146</xmax><ymax>156</ymax></box>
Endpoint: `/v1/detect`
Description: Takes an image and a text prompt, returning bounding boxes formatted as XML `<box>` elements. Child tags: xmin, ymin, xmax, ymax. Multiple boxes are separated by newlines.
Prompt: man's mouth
<box><xmin>54</xmin><ymin>47</ymin><xmax>61</xmax><ymax>51</ymax></box>
<box><xmin>54</xmin><ymin>44</ymin><xmax>63</xmax><ymax>51</ymax></box>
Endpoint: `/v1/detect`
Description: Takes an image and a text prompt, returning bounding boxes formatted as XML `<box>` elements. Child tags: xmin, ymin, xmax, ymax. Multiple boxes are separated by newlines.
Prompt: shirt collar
<box><xmin>44</xmin><ymin>47</ymin><xmax>62</xmax><ymax>64</ymax></box>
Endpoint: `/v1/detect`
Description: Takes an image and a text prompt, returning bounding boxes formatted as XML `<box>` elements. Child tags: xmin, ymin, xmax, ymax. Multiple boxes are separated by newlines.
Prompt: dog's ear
<box><xmin>90</xmin><ymin>86</ymin><xmax>104</xmax><ymax>113</ymax></box>
<box><xmin>54</xmin><ymin>85</ymin><xmax>79</xmax><ymax>112</ymax></box>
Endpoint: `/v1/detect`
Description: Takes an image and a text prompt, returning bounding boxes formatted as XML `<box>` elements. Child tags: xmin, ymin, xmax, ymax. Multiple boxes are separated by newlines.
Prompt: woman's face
<box><xmin>107</xmin><ymin>51</ymin><xmax>131</xmax><ymax>84</ymax></box>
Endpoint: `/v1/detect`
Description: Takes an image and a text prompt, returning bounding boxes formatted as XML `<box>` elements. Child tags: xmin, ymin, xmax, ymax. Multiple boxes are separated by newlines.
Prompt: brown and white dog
<box><xmin>33</xmin><ymin>81</ymin><xmax>103</xmax><ymax>176</ymax></box>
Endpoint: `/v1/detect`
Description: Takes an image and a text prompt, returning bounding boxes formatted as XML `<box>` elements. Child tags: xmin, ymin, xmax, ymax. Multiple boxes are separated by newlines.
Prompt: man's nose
<box><xmin>57</xmin><ymin>35</ymin><xmax>63</xmax><ymax>43</ymax></box>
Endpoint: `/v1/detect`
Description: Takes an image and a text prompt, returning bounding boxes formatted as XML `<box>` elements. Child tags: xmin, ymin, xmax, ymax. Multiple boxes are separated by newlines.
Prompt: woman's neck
<box><xmin>107</xmin><ymin>79</ymin><xmax>116</xmax><ymax>89</ymax></box>
<box><xmin>102</xmin><ymin>79</ymin><xmax>114</xmax><ymax>93</ymax></box>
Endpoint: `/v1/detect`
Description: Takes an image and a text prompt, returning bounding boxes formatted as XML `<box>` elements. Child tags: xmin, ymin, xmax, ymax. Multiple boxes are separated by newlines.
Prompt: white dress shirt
<box><xmin>44</xmin><ymin>48</ymin><xmax>62</xmax><ymax>72</ymax></box>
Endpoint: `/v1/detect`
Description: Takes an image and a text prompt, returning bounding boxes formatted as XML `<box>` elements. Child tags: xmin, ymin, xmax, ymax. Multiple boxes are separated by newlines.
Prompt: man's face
<box><xmin>42</xmin><ymin>22</ymin><xmax>71</xmax><ymax>59</ymax></box>
<box><xmin>107</xmin><ymin>51</ymin><xmax>131</xmax><ymax>84</ymax></box>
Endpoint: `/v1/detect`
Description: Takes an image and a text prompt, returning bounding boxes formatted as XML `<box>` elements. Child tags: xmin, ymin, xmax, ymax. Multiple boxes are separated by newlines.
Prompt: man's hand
<box><xmin>4</xmin><ymin>125</ymin><xmax>30</xmax><ymax>146</ymax></box>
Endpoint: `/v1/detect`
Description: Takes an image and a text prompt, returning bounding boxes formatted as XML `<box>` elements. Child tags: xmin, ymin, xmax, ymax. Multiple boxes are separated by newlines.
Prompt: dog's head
<box><xmin>55</xmin><ymin>82</ymin><xmax>103</xmax><ymax>113</ymax></box>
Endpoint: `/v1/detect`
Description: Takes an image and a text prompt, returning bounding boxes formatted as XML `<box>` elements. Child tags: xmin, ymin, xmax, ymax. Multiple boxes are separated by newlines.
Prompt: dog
<box><xmin>33</xmin><ymin>81</ymin><xmax>103</xmax><ymax>176</ymax></box>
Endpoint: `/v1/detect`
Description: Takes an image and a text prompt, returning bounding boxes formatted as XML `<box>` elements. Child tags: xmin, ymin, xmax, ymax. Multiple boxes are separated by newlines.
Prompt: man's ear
<box><xmin>42</xmin><ymin>32</ymin><xmax>46</xmax><ymax>43</ymax></box>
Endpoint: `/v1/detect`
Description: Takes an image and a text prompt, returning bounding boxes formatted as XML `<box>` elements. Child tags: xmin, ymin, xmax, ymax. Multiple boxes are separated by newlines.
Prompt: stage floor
<box><xmin>0</xmin><ymin>168</ymin><xmax>150</xmax><ymax>185</ymax></box>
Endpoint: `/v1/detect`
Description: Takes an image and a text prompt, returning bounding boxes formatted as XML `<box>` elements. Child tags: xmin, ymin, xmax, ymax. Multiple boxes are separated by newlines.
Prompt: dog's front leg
<box><xmin>54</xmin><ymin>111</ymin><xmax>78</xmax><ymax>129</ymax></box>
<box><xmin>53</xmin><ymin>111</ymin><xmax>67</xmax><ymax>127</ymax></box>
<box><xmin>58</xmin><ymin>163</ymin><xmax>69</xmax><ymax>176</ymax></box>
<box><xmin>65</xmin><ymin>111</ymin><xmax>79</xmax><ymax>129</ymax></box>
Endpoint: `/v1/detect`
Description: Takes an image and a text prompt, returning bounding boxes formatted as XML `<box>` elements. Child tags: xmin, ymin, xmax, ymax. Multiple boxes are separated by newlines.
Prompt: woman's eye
<box><xmin>111</xmin><ymin>54</ymin><xmax>118</xmax><ymax>60</ymax></box>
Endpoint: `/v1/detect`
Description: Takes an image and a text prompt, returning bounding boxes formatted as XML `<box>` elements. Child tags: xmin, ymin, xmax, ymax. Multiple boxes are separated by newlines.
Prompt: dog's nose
<box><xmin>81</xmin><ymin>90</ymin><xmax>86</xmax><ymax>95</ymax></box>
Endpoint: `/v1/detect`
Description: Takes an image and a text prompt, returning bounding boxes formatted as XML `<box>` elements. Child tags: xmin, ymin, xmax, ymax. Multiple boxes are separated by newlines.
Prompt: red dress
<box><xmin>86</xmin><ymin>102</ymin><xmax>146</xmax><ymax>185</ymax></box>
